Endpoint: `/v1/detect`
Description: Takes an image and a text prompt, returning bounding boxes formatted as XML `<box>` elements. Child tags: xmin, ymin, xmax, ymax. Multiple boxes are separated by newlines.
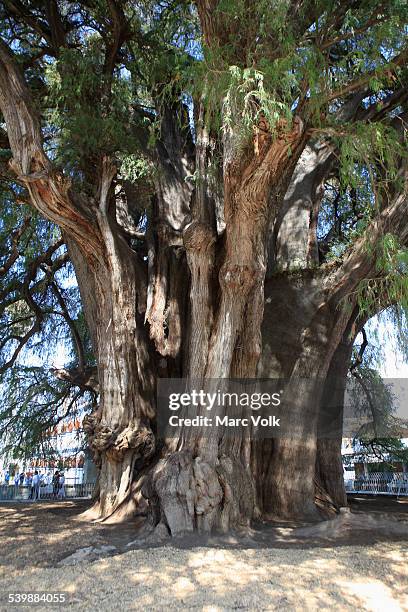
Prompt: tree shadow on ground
<box><xmin>0</xmin><ymin>495</ymin><xmax>407</xmax><ymax>572</ymax></box>
<box><xmin>0</xmin><ymin>530</ymin><xmax>407</xmax><ymax>611</ymax></box>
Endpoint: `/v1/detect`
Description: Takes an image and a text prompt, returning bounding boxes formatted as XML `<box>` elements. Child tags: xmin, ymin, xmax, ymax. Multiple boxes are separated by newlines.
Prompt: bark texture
<box><xmin>1</xmin><ymin>21</ymin><xmax>407</xmax><ymax>535</ymax></box>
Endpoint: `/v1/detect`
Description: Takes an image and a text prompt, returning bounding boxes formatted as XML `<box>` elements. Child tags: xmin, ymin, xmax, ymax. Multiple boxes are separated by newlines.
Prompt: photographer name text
<box><xmin>168</xmin><ymin>415</ymin><xmax>281</xmax><ymax>427</ymax></box>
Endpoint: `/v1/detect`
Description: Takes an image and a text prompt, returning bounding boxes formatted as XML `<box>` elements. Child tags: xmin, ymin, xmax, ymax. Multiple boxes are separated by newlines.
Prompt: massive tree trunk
<box><xmin>144</xmin><ymin>114</ymin><xmax>308</xmax><ymax>534</ymax></box>
<box><xmin>70</xmin><ymin>161</ymin><xmax>157</xmax><ymax>520</ymax></box>
<box><xmin>315</xmin><ymin>310</ymin><xmax>365</xmax><ymax>510</ymax></box>
<box><xmin>257</xmin><ymin>273</ymin><xmax>350</xmax><ymax>518</ymax></box>
<box><xmin>1</xmin><ymin>37</ymin><xmax>407</xmax><ymax>535</ymax></box>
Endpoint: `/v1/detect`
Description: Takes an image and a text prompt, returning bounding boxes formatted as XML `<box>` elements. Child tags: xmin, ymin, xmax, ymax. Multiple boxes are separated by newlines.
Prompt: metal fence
<box><xmin>2</xmin><ymin>475</ymin><xmax>407</xmax><ymax>501</ymax></box>
<box><xmin>0</xmin><ymin>482</ymin><xmax>95</xmax><ymax>501</ymax></box>
<box><xmin>345</xmin><ymin>472</ymin><xmax>408</xmax><ymax>496</ymax></box>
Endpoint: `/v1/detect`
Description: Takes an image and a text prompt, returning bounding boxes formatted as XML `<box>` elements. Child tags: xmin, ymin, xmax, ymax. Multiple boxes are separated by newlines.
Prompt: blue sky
<box><xmin>39</xmin><ymin>313</ymin><xmax>408</xmax><ymax>377</ymax></box>
<box><xmin>367</xmin><ymin>315</ymin><xmax>408</xmax><ymax>422</ymax></box>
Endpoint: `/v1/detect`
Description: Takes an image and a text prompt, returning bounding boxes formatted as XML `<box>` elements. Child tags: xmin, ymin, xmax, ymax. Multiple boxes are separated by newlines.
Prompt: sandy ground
<box><xmin>0</xmin><ymin>496</ymin><xmax>407</xmax><ymax>611</ymax></box>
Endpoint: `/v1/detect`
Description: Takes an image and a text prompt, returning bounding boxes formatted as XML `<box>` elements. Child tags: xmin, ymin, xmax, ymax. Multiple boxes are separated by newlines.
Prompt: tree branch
<box><xmin>49</xmin><ymin>281</ymin><xmax>86</xmax><ymax>371</ymax></box>
<box><xmin>0</xmin><ymin>38</ymin><xmax>104</xmax><ymax>262</ymax></box>
<box><xmin>324</xmin><ymin>48</ymin><xmax>408</xmax><ymax>104</ymax></box>
<box><xmin>350</xmin><ymin>328</ymin><xmax>368</xmax><ymax>371</ymax></box>
<box><xmin>102</xmin><ymin>0</ymin><xmax>129</xmax><ymax>93</ymax></box>
<box><xmin>319</xmin><ymin>15</ymin><xmax>388</xmax><ymax>51</ymax></box>
<box><xmin>51</xmin><ymin>365</ymin><xmax>99</xmax><ymax>393</ymax></box>
<box><xmin>0</xmin><ymin>216</ymin><xmax>31</xmax><ymax>277</ymax></box>
<box><xmin>3</xmin><ymin>0</ymin><xmax>53</xmax><ymax>47</ymax></box>
<box><xmin>325</xmin><ymin>135</ymin><xmax>408</xmax><ymax>302</ymax></box>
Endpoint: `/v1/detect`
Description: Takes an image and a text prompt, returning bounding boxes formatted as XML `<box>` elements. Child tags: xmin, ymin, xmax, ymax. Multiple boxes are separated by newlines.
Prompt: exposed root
<box><xmin>150</xmin><ymin>451</ymin><xmax>254</xmax><ymax>536</ymax></box>
<box><xmin>78</xmin><ymin>501</ymin><xmax>102</xmax><ymax>522</ymax></box>
<box><xmin>98</xmin><ymin>478</ymin><xmax>148</xmax><ymax>525</ymax></box>
<box><xmin>314</xmin><ymin>477</ymin><xmax>340</xmax><ymax>518</ymax></box>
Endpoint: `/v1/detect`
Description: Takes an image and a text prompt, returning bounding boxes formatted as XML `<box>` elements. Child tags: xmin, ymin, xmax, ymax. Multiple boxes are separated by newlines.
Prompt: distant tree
<box><xmin>358</xmin><ymin>438</ymin><xmax>408</xmax><ymax>466</ymax></box>
<box><xmin>344</xmin><ymin>327</ymin><xmax>408</xmax><ymax>466</ymax></box>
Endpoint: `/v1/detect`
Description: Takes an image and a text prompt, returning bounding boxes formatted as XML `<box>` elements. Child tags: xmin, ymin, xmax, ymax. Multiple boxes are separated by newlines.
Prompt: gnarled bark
<box><xmin>1</xmin><ymin>16</ymin><xmax>407</xmax><ymax>535</ymax></box>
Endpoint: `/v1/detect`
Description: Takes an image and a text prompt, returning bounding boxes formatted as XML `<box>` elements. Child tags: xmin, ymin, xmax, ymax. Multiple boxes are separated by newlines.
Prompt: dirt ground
<box><xmin>0</xmin><ymin>495</ymin><xmax>407</xmax><ymax>611</ymax></box>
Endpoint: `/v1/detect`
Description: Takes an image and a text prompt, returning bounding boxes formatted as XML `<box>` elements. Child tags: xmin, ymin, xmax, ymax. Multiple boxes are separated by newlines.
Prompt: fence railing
<box><xmin>0</xmin><ymin>482</ymin><xmax>95</xmax><ymax>501</ymax></box>
<box><xmin>345</xmin><ymin>472</ymin><xmax>408</xmax><ymax>496</ymax></box>
<box><xmin>2</xmin><ymin>475</ymin><xmax>407</xmax><ymax>501</ymax></box>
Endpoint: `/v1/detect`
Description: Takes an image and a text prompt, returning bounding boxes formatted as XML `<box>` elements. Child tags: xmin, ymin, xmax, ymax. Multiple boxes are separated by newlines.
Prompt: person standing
<box><xmin>25</xmin><ymin>473</ymin><xmax>32</xmax><ymax>498</ymax></box>
<box><xmin>32</xmin><ymin>471</ymin><xmax>40</xmax><ymax>501</ymax></box>
<box><xmin>13</xmin><ymin>472</ymin><xmax>19</xmax><ymax>499</ymax></box>
<box><xmin>4</xmin><ymin>471</ymin><xmax>10</xmax><ymax>486</ymax></box>
<box><xmin>52</xmin><ymin>471</ymin><xmax>60</xmax><ymax>499</ymax></box>
<box><xmin>58</xmin><ymin>473</ymin><xmax>66</xmax><ymax>499</ymax></box>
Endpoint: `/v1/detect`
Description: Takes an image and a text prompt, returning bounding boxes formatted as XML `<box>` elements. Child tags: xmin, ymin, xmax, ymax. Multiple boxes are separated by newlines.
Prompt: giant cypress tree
<box><xmin>0</xmin><ymin>1</ymin><xmax>407</xmax><ymax>532</ymax></box>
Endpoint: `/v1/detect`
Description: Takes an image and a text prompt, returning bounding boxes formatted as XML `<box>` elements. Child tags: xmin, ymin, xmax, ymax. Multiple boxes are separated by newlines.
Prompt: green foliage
<box><xmin>357</xmin><ymin>438</ymin><xmax>408</xmax><ymax>465</ymax></box>
<box><xmin>352</xmin><ymin>235</ymin><xmax>408</xmax><ymax>317</ymax></box>
<box><xmin>119</xmin><ymin>153</ymin><xmax>153</xmax><ymax>183</ymax></box>
<box><xmin>321</xmin><ymin>122</ymin><xmax>407</xmax><ymax>319</ymax></box>
<box><xmin>349</xmin><ymin>325</ymin><xmax>408</xmax><ymax>459</ymax></box>
<box><xmin>349</xmin><ymin>365</ymin><xmax>394</xmax><ymax>422</ymax></box>
<box><xmin>0</xmin><ymin>365</ymin><xmax>91</xmax><ymax>462</ymax></box>
<box><xmin>45</xmin><ymin>46</ymin><xmax>140</xmax><ymax>173</ymax></box>
<box><xmin>338</xmin><ymin>123</ymin><xmax>405</xmax><ymax>194</ymax></box>
<box><xmin>222</xmin><ymin>65</ymin><xmax>293</xmax><ymax>142</ymax></box>
<box><xmin>192</xmin><ymin>0</ymin><xmax>408</xmax><ymax>150</ymax></box>
<box><xmin>0</xmin><ymin>193</ymin><xmax>94</xmax><ymax>460</ymax></box>
<box><xmin>318</xmin><ymin>123</ymin><xmax>404</xmax><ymax>264</ymax></box>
